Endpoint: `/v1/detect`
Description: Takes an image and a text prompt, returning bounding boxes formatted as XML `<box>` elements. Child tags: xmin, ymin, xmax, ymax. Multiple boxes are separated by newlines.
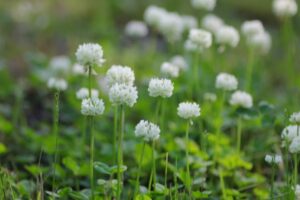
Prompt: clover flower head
<box><xmin>191</xmin><ymin>0</ymin><xmax>217</xmax><ymax>11</ymax></box>
<box><xmin>265</xmin><ymin>154</ymin><xmax>282</xmax><ymax>164</ymax></box>
<box><xmin>109</xmin><ymin>83</ymin><xmax>138</xmax><ymax>107</ymax></box>
<box><xmin>125</xmin><ymin>21</ymin><xmax>148</xmax><ymax>38</ymax></box>
<box><xmin>135</xmin><ymin>120</ymin><xmax>160</xmax><ymax>141</ymax></box>
<box><xmin>144</xmin><ymin>6</ymin><xmax>167</xmax><ymax>28</ymax></box>
<box><xmin>160</xmin><ymin>62</ymin><xmax>180</xmax><ymax>78</ymax></box>
<box><xmin>188</xmin><ymin>28</ymin><xmax>212</xmax><ymax>50</ymax></box>
<box><xmin>106</xmin><ymin>65</ymin><xmax>135</xmax><ymax>88</ymax></box>
<box><xmin>290</xmin><ymin>112</ymin><xmax>300</xmax><ymax>124</ymax></box>
<box><xmin>241</xmin><ymin>20</ymin><xmax>264</xmax><ymax>38</ymax></box>
<box><xmin>81</xmin><ymin>97</ymin><xmax>105</xmax><ymax>116</ymax></box>
<box><xmin>229</xmin><ymin>90</ymin><xmax>253</xmax><ymax>109</ymax></box>
<box><xmin>170</xmin><ymin>55</ymin><xmax>188</xmax><ymax>71</ymax></box>
<box><xmin>289</xmin><ymin>136</ymin><xmax>300</xmax><ymax>153</ymax></box>
<box><xmin>76</xmin><ymin>88</ymin><xmax>99</xmax><ymax>100</ymax></box>
<box><xmin>75</xmin><ymin>43</ymin><xmax>105</xmax><ymax>67</ymax></box>
<box><xmin>215</xmin><ymin>73</ymin><xmax>238</xmax><ymax>91</ymax></box>
<box><xmin>247</xmin><ymin>31</ymin><xmax>272</xmax><ymax>55</ymax></box>
<box><xmin>49</xmin><ymin>56</ymin><xmax>71</xmax><ymax>74</ymax></box>
<box><xmin>216</xmin><ymin>26</ymin><xmax>240</xmax><ymax>48</ymax></box>
<box><xmin>281</xmin><ymin>125</ymin><xmax>299</xmax><ymax>143</ymax></box>
<box><xmin>148</xmin><ymin>78</ymin><xmax>174</xmax><ymax>98</ymax></box>
<box><xmin>177</xmin><ymin>102</ymin><xmax>201</xmax><ymax>119</ymax></box>
<box><xmin>201</xmin><ymin>14</ymin><xmax>224</xmax><ymax>35</ymax></box>
<box><xmin>47</xmin><ymin>77</ymin><xmax>68</xmax><ymax>91</ymax></box>
<box><xmin>273</xmin><ymin>0</ymin><xmax>298</xmax><ymax>18</ymax></box>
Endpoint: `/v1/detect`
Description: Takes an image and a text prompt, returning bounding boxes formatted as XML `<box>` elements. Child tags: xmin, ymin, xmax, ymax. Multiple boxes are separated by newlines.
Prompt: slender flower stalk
<box><xmin>216</xmin><ymin>90</ymin><xmax>225</xmax><ymax>136</ymax></box>
<box><xmin>151</xmin><ymin>141</ymin><xmax>157</xmax><ymax>191</ymax></box>
<box><xmin>271</xmin><ymin>162</ymin><xmax>275</xmax><ymax>199</ymax></box>
<box><xmin>134</xmin><ymin>142</ymin><xmax>146</xmax><ymax>196</ymax></box>
<box><xmin>164</xmin><ymin>152</ymin><xmax>169</xmax><ymax>189</ymax></box>
<box><xmin>117</xmin><ymin>105</ymin><xmax>125</xmax><ymax>200</ymax></box>
<box><xmin>185</xmin><ymin>121</ymin><xmax>192</xmax><ymax>197</ymax></box>
<box><xmin>113</xmin><ymin>106</ymin><xmax>119</xmax><ymax>164</ymax></box>
<box><xmin>89</xmin><ymin>115</ymin><xmax>95</xmax><ymax>200</ymax></box>
<box><xmin>236</xmin><ymin>116</ymin><xmax>243</xmax><ymax>153</ymax></box>
<box><xmin>52</xmin><ymin>90</ymin><xmax>60</xmax><ymax>196</ymax></box>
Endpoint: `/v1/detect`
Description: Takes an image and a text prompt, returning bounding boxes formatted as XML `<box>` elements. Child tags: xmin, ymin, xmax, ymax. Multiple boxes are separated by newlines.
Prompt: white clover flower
<box><xmin>170</xmin><ymin>55</ymin><xmax>188</xmax><ymax>71</ymax></box>
<box><xmin>125</xmin><ymin>21</ymin><xmax>148</xmax><ymax>38</ymax></box>
<box><xmin>215</xmin><ymin>73</ymin><xmax>238</xmax><ymax>91</ymax></box>
<box><xmin>76</xmin><ymin>88</ymin><xmax>99</xmax><ymax>100</ymax></box>
<box><xmin>289</xmin><ymin>136</ymin><xmax>300</xmax><ymax>153</ymax></box>
<box><xmin>148</xmin><ymin>78</ymin><xmax>174</xmax><ymax>98</ymax></box>
<box><xmin>72</xmin><ymin>63</ymin><xmax>86</xmax><ymax>75</ymax></box>
<box><xmin>273</xmin><ymin>0</ymin><xmax>298</xmax><ymax>18</ymax></box>
<box><xmin>81</xmin><ymin>97</ymin><xmax>105</xmax><ymax>116</ymax></box>
<box><xmin>106</xmin><ymin>65</ymin><xmax>135</xmax><ymax>87</ymax></box>
<box><xmin>188</xmin><ymin>28</ymin><xmax>212</xmax><ymax>50</ymax></box>
<box><xmin>201</xmin><ymin>14</ymin><xmax>224</xmax><ymax>35</ymax></box>
<box><xmin>247</xmin><ymin>31</ymin><xmax>272</xmax><ymax>55</ymax></box>
<box><xmin>144</xmin><ymin>6</ymin><xmax>167</xmax><ymax>28</ymax></box>
<box><xmin>241</xmin><ymin>20</ymin><xmax>264</xmax><ymax>38</ymax></box>
<box><xmin>49</xmin><ymin>56</ymin><xmax>71</xmax><ymax>74</ymax></box>
<box><xmin>158</xmin><ymin>12</ymin><xmax>184</xmax><ymax>42</ymax></box>
<box><xmin>177</xmin><ymin>102</ymin><xmax>201</xmax><ymax>119</ymax></box>
<box><xmin>191</xmin><ymin>0</ymin><xmax>216</xmax><ymax>11</ymax></box>
<box><xmin>109</xmin><ymin>83</ymin><xmax>138</xmax><ymax>107</ymax></box>
<box><xmin>216</xmin><ymin>26</ymin><xmax>240</xmax><ymax>48</ymax></box>
<box><xmin>160</xmin><ymin>62</ymin><xmax>180</xmax><ymax>78</ymax></box>
<box><xmin>290</xmin><ymin>112</ymin><xmax>300</xmax><ymax>124</ymax></box>
<box><xmin>295</xmin><ymin>185</ymin><xmax>300</xmax><ymax>200</ymax></box>
<box><xmin>184</xmin><ymin>39</ymin><xmax>199</xmax><ymax>52</ymax></box>
<box><xmin>229</xmin><ymin>91</ymin><xmax>253</xmax><ymax>109</ymax></box>
<box><xmin>265</xmin><ymin>154</ymin><xmax>282</xmax><ymax>164</ymax></box>
<box><xmin>204</xmin><ymin>92</ymin><xmax>217</xmax><ymax>102</ymax></box>
<box><xmin>182</xmin><ymin>15</ymin><xmax>198</xmax><ymax>31</ymax></box>
<box><xmin>75</xmin><ymin>43</ymin><xmax>105</xmax><ymax>67</ymax></box>
<box><xmin>281</xmin><ymin>125</ymin><xmax>299</xmax><ymax>143</ymax></box>
<box><xmin>47</xmin><ymin>77</ymin><xmax>68</xmax><ymax>91</ymax></box>
<box><xmin>135</xmin><ymin>120</ymin><xmax>160</xmax><ymax>141</ymax></box>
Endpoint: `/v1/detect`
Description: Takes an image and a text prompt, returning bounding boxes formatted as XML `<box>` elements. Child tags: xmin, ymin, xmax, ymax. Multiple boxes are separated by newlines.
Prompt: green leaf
<box><xmin>135</xmin><ymin>194</ymin><xmax>152</xmax><ymax>200</ymax></box>
<box><xmin>94</xmin><ymin>162</ymin><xmax>111</xmax><ymax>175</ymax></box>
<box><xmin>25</xmin><ymin>165</ymin><xmax>46</xmax><ymax>176</ymax></box>
<box><xmin>63</xmin><ymin>157</ymin><xmax>80</xmax><ymax>176</ymax></box>
<box><xmin>0</xmin><ymin>143</ymin><xmax>7</xmax><ymax>154</ymax></box>
<box><xmin>109</xmin><ymin>165</ymin><xmax>127</xmax><ymax>174</ymax></box>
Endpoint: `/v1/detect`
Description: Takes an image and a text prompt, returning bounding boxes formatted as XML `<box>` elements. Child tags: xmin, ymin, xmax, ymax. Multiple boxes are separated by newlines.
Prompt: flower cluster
<box><xmin>160</xmin><ymin>62</ymin><xmax>180</xmax><ymax>78</ymax></box>
<box><xmin>281</xmin><ymin>112</ymin><xmax>300</xmax><ymax>154</ymax></box>
<box><xmin>47</xmin><ymin>77</ymin><xmax>68</xmax><ymax>91</ymax></box>
<box><xmin>135</xmin><ymin>120</ymin><xmax>160</xmax><ymax>141</ymax></box>
<box><xmin>273</xmin><ymin>0</ymin><xmax>298</xmax><ymax>18</ymax></box>
<box><xmin>215</xmin><ymin>73</ymin><xmax>238</xmax><ymax>91</ymax></box>
<box><xmin>76</xmin><ymin>88</ymin><xmax>99</xmax><ymax>100</ymax></box>
<box><xmin>81</xmin><ymin>97</ymin><xmax>105</xmax><ymax>116</ymax></box>
<box><xmin>229</xmin><ymin>91</ymin><xmax>253</xmax><ymax>109</ymax></box>
<box><xmin>185</xmin><ymin>28</ymin><xmax>212</xmax><ymax>52</ymax></box>
<box><xmin>148</xmin><ymin>78</ymin><xmax>174</xmax><ymax>98</ymax></box>
<box><xmin>191</xmin><ymin>0</ymin><xmax>216</xmax><ymax>11</ymax></box>
<box><xmin>201</xmin><ymin>14</ymin><xmax>224</xmax><ymax>35</ymax></box>
<box><xmin>49</xmin><ymin>56</ymin><xmax>71</xmax><ymax>76</ymax></box>
<box><xmin>75</xmin><ymin>43</ymin><xmax>105</xmax><ymax>68</ymax></box>
<box><xmin>125</xmin><ymin>21</ymin><xmax>148</xmax><ymax>38</ymax></box>
<box><xmin>290</xmin><ymin>112</ymin><xmax>300</xmax><ymax>124</ymax></box>
<box><xmin>265</xmin><ymin>154</ymin><xmax>282</xmax><ymax>164</ymax></box>
<box><xmin>106</xmin><ymin>65</ymin><xmax>135</xmax><ymax>87</ymax></box>
<box><xmin>170</xmin><ymin>55</ymin><xmax>188</xmax><ymax>71</ymax></box>
<box><xmin>109</xmin><ymin>83</ymin><xmax>138</xmax><ymax>107</ymax></box>
<box><xmin>177</xmin><ymin>102</ymin><xmax>201</xmax><ymax>119</ymax></box>
<box><xmin>216</xmin><ymin>25</ymin><xmax>240</xmax><ymax>48</ymax></box>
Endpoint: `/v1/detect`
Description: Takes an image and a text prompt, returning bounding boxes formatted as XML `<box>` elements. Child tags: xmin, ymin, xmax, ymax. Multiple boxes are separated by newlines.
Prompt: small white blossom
<box><xmin>81</xmin><ymin>97</ymin><xmax>105</xmax><ymax>116</ymax></box>
<box><xmin>289</xmin><ymin>136</ymin><xmax>300</xmax><ymax>153</ymax></box>
<box><xmin>241</xmin><ymin>20</ymin><xmax>264</xmax><ymax>38</ymax></box>
<box><xmin>76</xmin><ymin>88</ymin><xmax>99</xmax><ymax>100</ymax></box>
<box><xmin>182</xmin><ymin>15</ymin><xmax>198</xmax><ymax>31</ymax></box>
<box><xmin>273</xmin><ymin>0</ymin><xmax>298</xmax><ymax>18</ymax></box>
<box><xmin>290</xmin><ymin>112</ymin><xmax>300</xmax><ymax>124</ymax></box>
<box><xmin>191</xmin><ymin>0</ymin><xmax>216</xmax><ymax>11</ymax></box>
<box><xmin>125</xmin><ymin>21</ymin><xmax>148</xmax><ymax>38</ymax></box>
<box><xmin>247</xmin><ymin>31</ymin><xmax>272</xmax><ymax>55</ymax></box>
<box><xmin>75</xmin><ymin>43</ymin><xmax>105</xmax><ymax>67</ymax></box>
<box><xmin>204</xmin><ymin>92</ymin><xmax>217</xmax><ymax>102</ymax></box>
<box><xmin>158</xmin><ymin>12</ymin><xmax>184</xmax><ymax>42</ymax></box>
<box><xmin>47</xmin><ymin>77</ymin><xmax>68</xmax><ymax>91</ymax></box>
<box><xmin>265</xmin><ymin>154</ymin><xmax>282</xmax><ymax>164</ymax></box>
<box><xmin>72</xmin><ymin>63</ymin><xmax>86</xmax><ymax>75</ymax></box>
<box><xmin>216</xmin><ymin>26</ymin><xmax>240</xmax><ymax>48</ymax></box>
<box><xmin>282</xmin><ymin>125</ymin><xmax>300</xmax><ymax>143</ymax></box>
<box><xmin>188</xmin><ymin>28</ymin><xmax>212</xmax><ymax>50</ymax></box>
<box><xmin>295</xmin><ymin>185</ymin><xmax>300</xmax><ymax>200</ymax></box>
<box><xmin>144</xmin><ymin>6</ymin><xmax>167</xmax><ymax>28</ymax></box>
<box><xmin>170</xmin><ymin>55</ymin><xmax>188</xmax><ymax>71</ymax></box>
<box><xmin>49</xmin><ymin>56</ymin><xmax>71</xmax><ymax>74</ymax></box>
<box><xmin>201</xmin><ymin>14</ymin><xmax>224</xmax><ymax>35</ymax></box>
<box><xmin>135</xmin><ymin>120</ymin><xmax>160</xmax><ymax>141</ymax></box>
<box><xmin>177</xmin><ymin>102</ymin><xmax>201</xmax><ymax>119</ymax></box>
<box><xmin>109</xmin><ymin>83</ymin><xmax>138</xmax><ymax>107</ymax></box>
<box><xmin>148</xmin><ymin>78</ymin><xmax>174</xmax><ymax>98</ymax></box>
<box><xmin>160</xmin><ymin>62</ymin><xmax>180</xmax><ymax>78</ymax></box>
<box><xmin>215</xmin><ymin>73</ymin><xmax>238</xmax><ymax>91</ymax></box>
<box><xmin>184</xmin><ymin>39</ymin><xmax>199</xmax><ymax>52</ymax></box>
<box><xmin>229</xmin><ymin>91</ymin><xmax>253</xmax><ymax>109</ymax></box>
<box><xmin>106</xmin><ymin>65</ymin><xmax>135</xmax><ymax>87</ymax></box>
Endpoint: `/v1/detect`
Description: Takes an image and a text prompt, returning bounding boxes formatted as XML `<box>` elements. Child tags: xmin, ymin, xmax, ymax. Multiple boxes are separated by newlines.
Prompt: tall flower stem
<box><xmin>294</xmin><ymin>154</ymin><xmax>298</xmax><ymax>187</ymax></box>
<box><xmin>117</xmin><ymin>105</ymin><xmax>125</xmax><ymax>200</ymax></box>
<box><xmin>236</xmin><ymin>116</ymin><xmax>243</xmax><ymax>154</ymax></box>
<box><xmin>216</xmin><ymin>90</ymin><xmax>226</xmax><ymax>136</ymax></box>
<box><xmin>134</xmin><ymin>142</ymin><xmax>146</xmax><ymax>197</ymax></box>
<box><xmin>164</xmin><ymin>152</ymin><xmax>169</xmax><ymax>189</ymax></box>
<box><xmin>52</xmin><ymin>90</ymin><xmax>60</xmax><ymax>196</ymax></box>
<box><xmin>148</xmin><ymin>141</ymin><xmax>157</xmax><ymax>192</ymax></box>
<box><xmin>271</xmin><ymin>163</ymin><xmax>275</xmax><ymax>199</ymax></box>
<box><xmin>185</xmin><ymin>121</ymin><xmax>192</xmax><ymax>197</ymax></box>
<box><xmin>89</xmin><ymin>116</ymin><xmax>95</xmax><ymax>200</ymax></box>
<box><xmin>245</xmin><ymin>47</ymin><xmax>255</xmax><ymax>92</ymax></box>
<box><xmin>219</xmin><ymin>169</ymin><xmax>227</xmax><ymax>199</ymax></box>
<box><xmin>113</xmin><ymin>106</ymin><xmax>119</xmax><ymax>164</ymax></box>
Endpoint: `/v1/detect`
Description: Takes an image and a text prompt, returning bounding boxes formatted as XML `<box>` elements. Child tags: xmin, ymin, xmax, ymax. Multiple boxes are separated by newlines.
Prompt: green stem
<box><xmin>174</xmin><ymin>157</ymin><xmax>178</xmax><ymax>200</ymax></box>
<box><xmin>134</xmin><ymin>142</ymin><xmax>146</xmax><ymax>197</ymax></box>
<box><xmin>219</xmin><ymin>169</ymin><xmax>227</xmax><ymax>199</ymax></box>
<box><xmin>113</xmin><ymin>106</ymin><xmax>119</xmax><ymax>165</ymax></box>
<box><xmin>152</xmin><ymin>141</ymin><xmax>156</xmax><ymax>191</ymax></box>
<box><xmin>236</xmin><ymin>116</ymin><xmax>243</xmax><ymax>154</ymax></box>
<box><xmin>216</xmin><ymin>90</ymin><xmax>225</xmax><ymax>136</ymax></box>
<box><xmin>88</xmin><ymin>65</ymin><xmax>92</xmax><ymax>97</ymax></box>
<box><xmin>164</xmin><ymin>153</ymin><xmax>169</xmax><ymax>189</ymax></box>
<box><xmin>155</xmin><ymin>99</ymin><xmax>162</xmax><ymax>124</ymax></box>
<box><xmin>52</xmin><ymin>91</ymin><xmax>60</xmax><ymax>196</ymax></box>
<box><xmin>245</xmin><ymin>47</ymin><xmax>255</xmax><ymax>92</ymax></box>
<box><xmin>185</xmin><ymin>121</ymin><xmax>191</xmax><ymax>198</ymax></box>
<box><xmin>89</xmin><ymin>116</ymin><xmax>95</xmax><ymax>200</ymax></box>
<box><xmin>271</xmin><ymin>163</ymin><xmax>275</xmax><ymax>199</ymax></box>
<box><xmin>117</xmin><ymin>106</ymin><xmax>125</xmax><ymax>200</ymax></box>
<box><xmin>295</xmin><ymin>154</ymin><xmax>298</xmax><ymax>187</ymax></box>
